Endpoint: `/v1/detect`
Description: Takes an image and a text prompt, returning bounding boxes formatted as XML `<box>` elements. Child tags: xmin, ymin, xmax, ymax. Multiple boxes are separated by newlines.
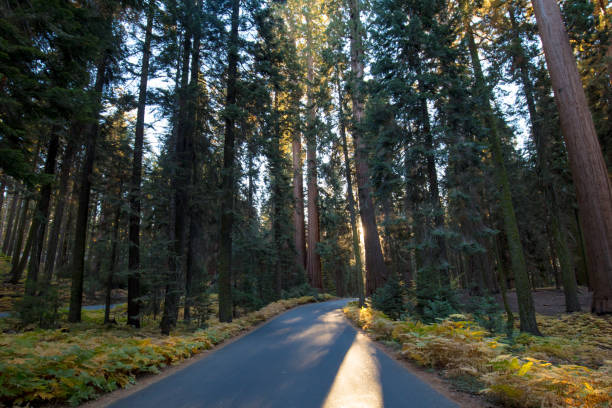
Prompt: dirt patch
<box><xmin>496</xmin><ymin>286</ymin><xmax>592</xmax><ymax>316</ymax></box>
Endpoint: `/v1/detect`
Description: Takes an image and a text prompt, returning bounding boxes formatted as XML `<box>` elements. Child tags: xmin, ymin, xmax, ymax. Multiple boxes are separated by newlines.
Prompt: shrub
<box><xmin>282</xmin><ymin>283</ymin><xmax>319</xmax><ymax>299</ymax></box>
<box><xmin>371</xmin><ymin>272</ymin><xmax>404</xmax><ymax>320</ymax></box>
<box><xmin>421</xmin><ymin>297</ymin><xmax>458</xmax><ymax>323</ymax></box>
<box><xmin>465</xmin><ymin>295</ymin><xmax>505</xmax><ymax>334</ymax></box>
<box><xmin>15</xmin><ymin>285</ymin><xmax>60</xmax><ymax>328</ymax></box>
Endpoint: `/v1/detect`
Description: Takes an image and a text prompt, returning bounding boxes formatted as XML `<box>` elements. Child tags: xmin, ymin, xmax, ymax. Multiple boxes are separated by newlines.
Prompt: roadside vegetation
<box><xmin>0</xmin><ymin>294</ymin><xmax>333</xmax><ymax>406</ymax></box>
<box><xmin>344</xmin><ymin>298</ymin><xmax>612</xmax><ymax>407</ymax></box>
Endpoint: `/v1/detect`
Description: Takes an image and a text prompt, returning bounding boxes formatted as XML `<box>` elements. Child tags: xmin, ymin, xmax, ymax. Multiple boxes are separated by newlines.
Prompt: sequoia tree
<box><xmin>532</xmin><ymin>0</ymin><xmax>612</xmax><ymax>314</ymax></box>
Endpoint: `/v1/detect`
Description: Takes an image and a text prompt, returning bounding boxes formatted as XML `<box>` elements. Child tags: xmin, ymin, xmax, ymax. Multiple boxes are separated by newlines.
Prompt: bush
<box><xmin>371</xmin><ymin>272</ymin><xmax>404</xmax><ymax>320</ymax></box>
<box><xmin>282</xmin><ymin>283</ymin><xmax>319</xmax><ymax>300</ymax></box>
<box><xmin>415</xmin><ymin>282</ymin><xmax>458</xmax><ymax>323</ymax></box>
<box><xmin>422</xmin><ymin>297</ymin><xmax>458</xmax><ymax>323</ymax></box>
<box><xmin>15</xmin><ymin>285</ymin><xmax>60</xmax><ymax>328</ymax></box>
<box><xmin>191</xmin><ymin>285</ymin><xmax>213</xmax><ymax>329</ymax></box>
<box><xmin>465</xmin><ymin>295</ymin><xmax>504</xmax><ymax>334</ymax></box>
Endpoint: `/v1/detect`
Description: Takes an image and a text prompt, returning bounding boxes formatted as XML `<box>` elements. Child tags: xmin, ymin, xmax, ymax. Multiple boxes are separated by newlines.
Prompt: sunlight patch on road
<box><xmin>281</xmin><ymin>316</ymin><xmax>303</xmax><ymax>324</ymax></box>
<box><xmin>286</xmin><ymin>310</ymin><xmax>345</xmax><ymax>370</ymax></box>
<box><xmin>322</xmin><ymin>332</ymin><xmax>383</xmax><ymax>408</ymax></box>
<box><xmin>285</xmin><ymin>311</ymin><xmax>342</xmax><ymax>345</ymax></box>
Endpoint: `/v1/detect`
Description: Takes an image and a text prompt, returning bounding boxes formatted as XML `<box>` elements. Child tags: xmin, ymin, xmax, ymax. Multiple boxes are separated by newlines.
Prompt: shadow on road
<box><xmin>109</xmin><ymin>299</ymin><xmax>456</xmax><ymax>408</ymax></box>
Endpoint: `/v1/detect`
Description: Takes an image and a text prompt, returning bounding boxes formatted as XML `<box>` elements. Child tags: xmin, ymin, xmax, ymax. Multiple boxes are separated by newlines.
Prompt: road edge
<box><xmin>340</xmin><ymin>311</ymin><xmax>499</xmax><ymax>408</ymax></box>
<box><xmin>77</xmin><ymin>298</ymin><xmax>344</xmax><ymax>408</ymax></box>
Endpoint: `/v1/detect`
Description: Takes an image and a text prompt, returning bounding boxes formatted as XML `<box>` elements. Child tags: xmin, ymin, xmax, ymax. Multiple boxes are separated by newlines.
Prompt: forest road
<box><xmin>108</xmin><ymin>299</ymin><xmax>458</xmax><ymax>408</ymax></box>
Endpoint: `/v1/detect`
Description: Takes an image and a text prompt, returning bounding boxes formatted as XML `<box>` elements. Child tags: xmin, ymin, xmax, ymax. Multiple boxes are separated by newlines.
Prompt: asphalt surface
<box><xmin>108</xmin><ymin>299</ymin><xmax>457</xmax><ymax>408</ymax></box>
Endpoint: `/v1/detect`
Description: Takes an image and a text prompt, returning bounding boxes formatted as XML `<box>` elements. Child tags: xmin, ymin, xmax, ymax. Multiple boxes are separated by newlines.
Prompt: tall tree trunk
<box><xmin>494</xmin><ymin>234</ymin><xmax>515</xmax><ymax>332</ymax></box>
<box><xmin>104</xmin><ymin>198</ymin><xmax>122</xmax><ymax>324</ymax></box>
<box><xmin>44</xmin><ymin>135</ymin><xmax>76</xmax><ymax>282</ymax></box>
<box><xmin>8</xmin><ymin>197</ymin><xmax>30</xmax><ymax>260</ymax></box>
<box><xmin>24</xmin><ymin>132</ymin><xmax>60</xmax><ymax>295</ymax></box>
<box><xmin>68</xmin><ymin>54</ymin><xmax>108</xmax><ymax>323</ymax></box>
<box><xmin>9</xmin><ymin>212</ymin><xmax>34</xmax><ymax>283</ymax></box>
<box><xmin>55</xmin><ymin>184</ymin><xmax>76</xmax><ymax>277</ymax></box>
<box><xmin>305</xmin><ymin>12</ymin><xmax>322</xmax><ymax>290</ymax></box>
<box><xmin>464</xmin><ymin>16</ymin><xmax>540</xmax><ymax>334</ymax></box>
<box><xmin>8</xmin><ymin>142</ymin><xmax>41</xmax><ymax>283</ymax></box>
<box><xmin>270</xmin><ymin>93</ymin><xmax>284</xmax><ymax>298</ymax></box>
<box><xmin>0</xmin><ymin>181</ymin><xmax>5</xmax><ymax>238</ymax></box>
<box><xmin>337</xmin><ymin>78</ymin><xmax>364</xmax><ymax>305</ymax></box>
<box><xmin>184</xmin><ymin>0</ymin><xmax>203</xmax><ymax>323</ymax></box>
<box><xmin>419</xmin><ymin>91</ymin><xmax>449</xmax><ymax>286</ymax></box>
<box><xmin>217</xmin><ymin>0</ymin><xmax>239</xmax><ymax>323</ymax></box>
<box><xmin>160</xmin><ymin>37</ymin><xmax>183</xmax><ymax>333</ymax></box>
<box><xmin>508</xmin><ymin>6</ymin><xmax>580</xmax><ymax>312</ymax></box>
<box><xmin>127</xmin><ymin>1</ymin><xmax>154</xmax><ymax>328</ymax></box>
<box><xmin>2</xmin><ymin>187</ymin><xmax>19</xmax><ymax>254</ymax></box>
<box><xmin>86</xmin><ymin>195</ymin><xmax>103</xmax><ymax>300</ymax></box>
<box><xmin>532</xmin><ymin>0</ymin><xmax>612</xmax><ymax>314</ymax></box>
<box><xmin>508</xmin><ymin>5</ymin><xmax>580</xmax><ymax>312</ymax></box>
<box><xmin>348</xmin><ymin>0</ymin><xmax>388</xmax><ymax>295</ymax></box>
<box><xmin>292</xmin><ymin>131</ymin><xmax>306</xmax><ymax>278</ymax></box>
<box><xmin>162</xmin><ymin>20</ymin><xmax>192</xmax><ymax>335</ymax></box>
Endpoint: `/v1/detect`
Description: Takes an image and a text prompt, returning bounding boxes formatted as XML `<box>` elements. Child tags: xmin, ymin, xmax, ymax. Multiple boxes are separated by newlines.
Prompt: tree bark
<box><xmin>104</xmin><ymin>197</ymin><xmax>121</xmax><ymax>324</ymax></box>
<box><xmin>54</xmin><ymin>182</ymin><xmax>76</xmax><ymax>277</ymax></box>
<box><xmin>0</xmin><ymin>181</ymin><xmax>5</xmax><ymax>239</ymax></box>
<box><xmin>8</xmin><ymin>141</ymin><xmax>41</xmax><ymax>283</ymax></box>
<box><xmin>2</xmin><ymin>187</ymin><xmax>19</xmax><ymax>254</ymax></box>
<box><xmin>348</xmin><ymin>0</ymin><xmax>388</xmax><ymax>295</ymax></box>
<box><xmin>127</xmin><ymin>0</ymin><xmax>154</xmax><ymax>328</ymax></box>
<box><xmin>337</xmin><ymin>78</ymin><xmax>365</xmax><ymax>305</ymax></box>
<box><xmin>292</xmin><ymin>132</ymin><xmax>306</xmax><ymax>278</ymax></box>
<box><xmin>464</xmin><ymin>16</ymin><xmax>540</xmax><ymax>334</ymax></box>
<box><xmin>217</xmin><ymin>0</ymin><xmax>239</xmax><ymax>323</ymax></box>
<box><xmin>162</xmin><ymin>18</ymin><xmax>192</xmax><ymax>334</ymax></box>
<box><xmin>68</xmin><ymin>53</ymin><xmax>108</xmax><ymax>323</ymax></box>
<box><xmin>24</xmin><ymin>131</ymin><xmax>60</xmax><ymax>296</ymax></box>
<box><xmin>305</xmin><ymin>11</ymin><xmax>322</xmax><ymax>291</ymax></box>
<box><xmin>507</xmin><ymin>6</ymin><xmax>580</xmax><ymax>312</ymax></box>
<box><xmin>8</xmin><ymin>197</ymin><xmax>30</xmax><ymax>261</ymax></box>
<box><xmin>292</xmin><ymin>133</ymin><xmax>306</xmax><ymax>273</ymax></box>
<box><xmin>184</xmin><ymin>0</ymin><xmax>203</xmax><ymax>322</ymax></box>
<box><xmin>532</xmin><ymin>0</ymin><xmax>612</xmax><ymax>314</ymax></box>
<box><xmin>43</xmin><ymin>135</ymin><xmax>76</xmax><ymax>282</ymax></box>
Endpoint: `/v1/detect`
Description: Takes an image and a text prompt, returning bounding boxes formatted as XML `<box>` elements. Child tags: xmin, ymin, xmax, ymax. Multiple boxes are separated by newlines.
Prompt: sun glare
<box><xmin>322</xmin><ymin>333</ymin><xmax>384</xmax><ymax>408</ymax></box>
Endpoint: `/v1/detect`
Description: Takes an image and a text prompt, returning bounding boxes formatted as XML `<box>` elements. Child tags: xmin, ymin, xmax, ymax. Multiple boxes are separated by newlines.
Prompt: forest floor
<box><xmin>0</xmin><ymin>256</ymin><xmax>127</xmax><ymax>313</ymax></box>
<box><xmin>496</xmin><ymin>286</ymin><xmax>592</xmax><ymax>315</ymax></box>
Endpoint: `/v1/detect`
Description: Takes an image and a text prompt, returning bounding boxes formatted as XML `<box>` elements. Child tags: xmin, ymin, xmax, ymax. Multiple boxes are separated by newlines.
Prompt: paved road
<box><xmin>109</xmin><ymin>299</ymin><xmax>457</xmax><ymax>408</ymax></box>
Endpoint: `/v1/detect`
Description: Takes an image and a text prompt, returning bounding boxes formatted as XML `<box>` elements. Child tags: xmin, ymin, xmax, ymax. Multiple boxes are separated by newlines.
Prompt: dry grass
<box><xmin>343</xmin><ymin>302</ymin><xmax>612</xmax><ymax>407</ymax></box>
<box><xmin>0</xmin><ymin>294</ymin><xmax>334</xmax><ymax>406</ymax></box>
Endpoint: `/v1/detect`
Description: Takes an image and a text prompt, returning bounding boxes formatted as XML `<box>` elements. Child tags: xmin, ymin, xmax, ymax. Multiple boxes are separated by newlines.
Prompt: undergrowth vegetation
<box><xmin>0</xmin><ymin>255</ymin><xmax>19</xmax><ymax>312</ymax></box>
<box><xmin>0</xmin><ymin>294</ymin><xmax>334</xmax><ymax>406</ymax></box>
<box><xmin>344</xmin><ymin>302</ymin><xmax>612</xmax><ymax>407</ymax></box>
